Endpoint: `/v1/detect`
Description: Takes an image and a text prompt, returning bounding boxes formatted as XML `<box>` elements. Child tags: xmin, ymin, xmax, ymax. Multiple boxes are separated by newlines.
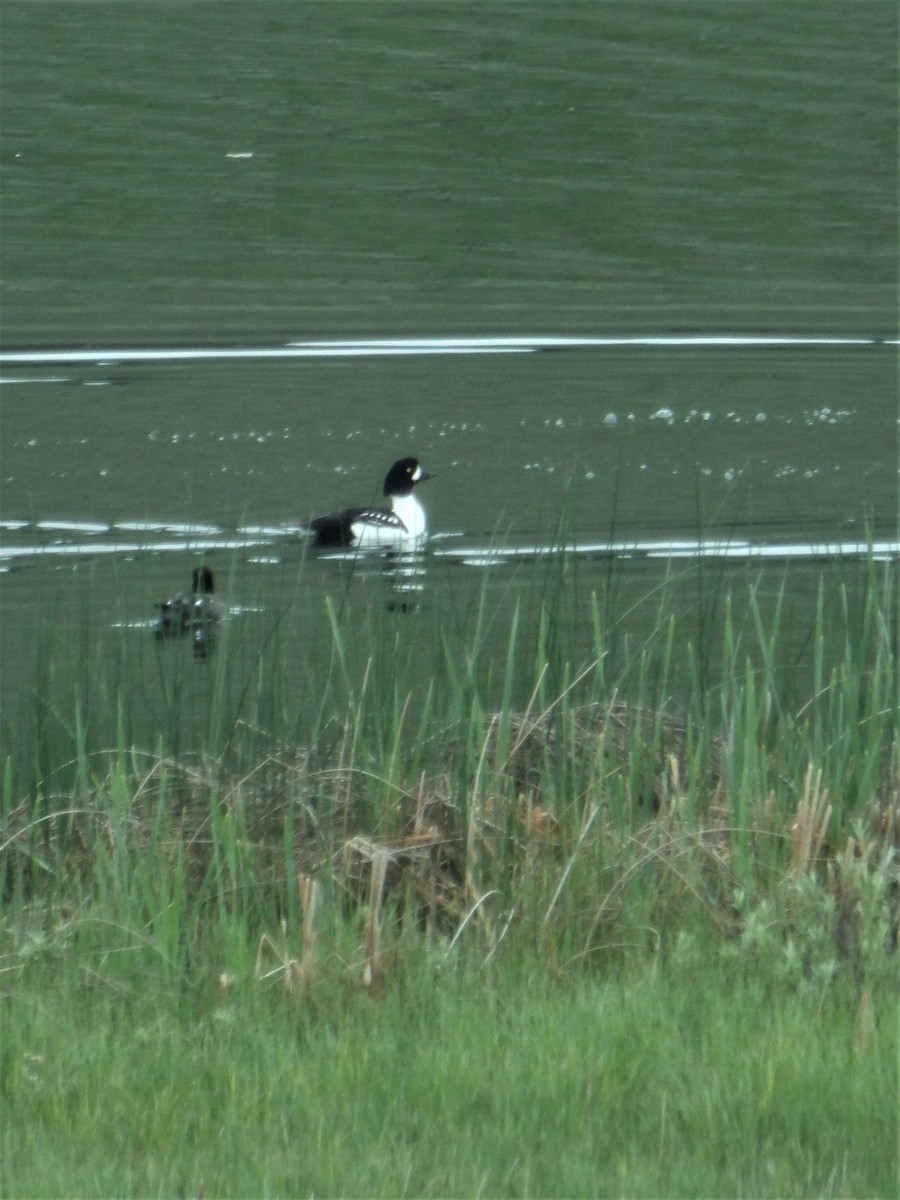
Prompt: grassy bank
<box><xmin>1</xmin><ymin>553</ymin><xmax>897</xmax><ymax>1197</ymax></box>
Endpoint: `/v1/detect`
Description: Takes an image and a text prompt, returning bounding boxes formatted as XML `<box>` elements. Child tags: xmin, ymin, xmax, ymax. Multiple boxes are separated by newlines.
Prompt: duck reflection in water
<box><xmin>154</xmin><ymin>565</ymin><xmax>226</xmax><ymax>658</ymax></box>
<box><xmin>383</xmin><ymin>548</ymin><xmax>429</xmax><ymax>613</ymax></box>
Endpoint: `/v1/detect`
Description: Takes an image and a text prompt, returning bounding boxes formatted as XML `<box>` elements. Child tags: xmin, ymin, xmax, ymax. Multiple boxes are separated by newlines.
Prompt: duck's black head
<box><xmin>382</xmin><ymin>457</ymin><xmax>432</xmax><ymax>498</ymax></box>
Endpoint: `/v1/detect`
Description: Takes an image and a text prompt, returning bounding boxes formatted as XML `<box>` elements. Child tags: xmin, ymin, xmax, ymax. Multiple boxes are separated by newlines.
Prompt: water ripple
<box><xmin>2</xmin><ymin>521</ymin><xmax>896</xmax><ymax>569</ymax></box>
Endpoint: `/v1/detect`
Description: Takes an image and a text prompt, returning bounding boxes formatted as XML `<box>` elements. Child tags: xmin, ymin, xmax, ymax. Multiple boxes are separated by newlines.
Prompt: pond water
<box><xmin>2</xmin><ymin>335</ymin><xmax>894</xmax><ymax>546</ymax></box>
<box><xmin>1</xmin><ymin>334</ymin><xmax>896</xmax><ymax>762</ymax></box>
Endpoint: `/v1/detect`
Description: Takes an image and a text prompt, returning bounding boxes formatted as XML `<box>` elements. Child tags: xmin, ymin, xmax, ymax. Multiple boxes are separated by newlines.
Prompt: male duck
<box><xmin>302</xmin><ymin>457</ymin><xmax>433</xmax><ymax>549</ymax></box>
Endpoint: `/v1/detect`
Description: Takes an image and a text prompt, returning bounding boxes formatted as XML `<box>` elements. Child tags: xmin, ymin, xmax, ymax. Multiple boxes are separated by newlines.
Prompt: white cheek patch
<box><xmin>411</xmin><ymin>464</ymin><xmax>422</xmax><ymax>482</ymax></box>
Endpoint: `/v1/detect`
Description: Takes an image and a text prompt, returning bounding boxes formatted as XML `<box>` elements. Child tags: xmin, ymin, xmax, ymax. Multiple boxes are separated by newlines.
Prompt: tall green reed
<box><xmin>2</xmin><ymin>537</ymin><xmax>895</xmax><ymax>986</ymax></box>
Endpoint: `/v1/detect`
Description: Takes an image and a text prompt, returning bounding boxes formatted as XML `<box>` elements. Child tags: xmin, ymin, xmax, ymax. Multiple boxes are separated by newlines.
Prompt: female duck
<box><xmin>155</xmin><ymin>565</ymin><xmax>226</xmax><ymax>654</ymax></box>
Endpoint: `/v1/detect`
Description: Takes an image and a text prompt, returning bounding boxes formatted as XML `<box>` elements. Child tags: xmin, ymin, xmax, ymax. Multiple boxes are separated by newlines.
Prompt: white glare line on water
<box><xmin>0</xmin><ymin>334</ymin><xmax>884</xmax><ymax>366</ymax></box>
<box><xmin>36</xmin><ymin>520</ymin><xmax>111</xmax><ymax>534</ymax></box>
<box><xmin>433</xmin><ymin>538</ymin><xmax>899</xmax><ymax>563</ymax></box>
<box><xmin>0</xmin><ymin>345</ymin><xmax>534</xmax><ymax>365</ymax></box>
<box><xmin>289</xmin><ymin>336</ymin><xmax>880</xmax><ymax>349</ymax></box>
<box><xmin>0</xmin><ymin>538</ymin><xmax>268</xmax><ymax>561</ymax></box>
<box><xmin>2</xmin><ymin>533</ymin><xmax>897</xmax><ymax>564</ymax></box>
<box><xmin>0</xmin><ymin>375</ymin><xmax>72</xmax><ymax>384</ymax></box>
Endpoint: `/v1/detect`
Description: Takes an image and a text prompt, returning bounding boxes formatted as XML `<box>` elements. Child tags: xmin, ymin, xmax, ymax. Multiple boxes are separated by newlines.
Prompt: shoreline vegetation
<box><xmin>1</xmin><ymin>551</ymin><xmax>897</xmax><ymax>1196</ymax></box>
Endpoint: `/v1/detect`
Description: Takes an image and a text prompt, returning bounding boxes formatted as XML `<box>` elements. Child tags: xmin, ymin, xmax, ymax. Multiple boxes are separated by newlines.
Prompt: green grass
<box><xmin>1</xmin><ymin>552</ymin><xmax>897</xmax><ymax>1197</ymax></box>
<box><xmin>3</xmin><ymin>954</ymin><xmax>895</xmax><ymax>1198</ymax></box>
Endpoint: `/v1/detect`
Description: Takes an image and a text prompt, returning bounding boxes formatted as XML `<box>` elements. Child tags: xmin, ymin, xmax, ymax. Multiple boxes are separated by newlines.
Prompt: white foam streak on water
<box><xmin>0</xmin><ymin>333</ymin><xmax>886</xmax><ymax>367</ymax></box>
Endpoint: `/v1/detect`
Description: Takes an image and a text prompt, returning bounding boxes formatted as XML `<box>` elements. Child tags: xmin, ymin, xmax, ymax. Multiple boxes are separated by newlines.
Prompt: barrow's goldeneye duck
<box><xmin>302</xmin><ymin>456</ymin><xmax>433</xmax><ymax>550</ymax></box>
<box><xmin>155</xmin><ymin>565</ymin><xmax>226</xmax><ymax>655</ymax></box>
